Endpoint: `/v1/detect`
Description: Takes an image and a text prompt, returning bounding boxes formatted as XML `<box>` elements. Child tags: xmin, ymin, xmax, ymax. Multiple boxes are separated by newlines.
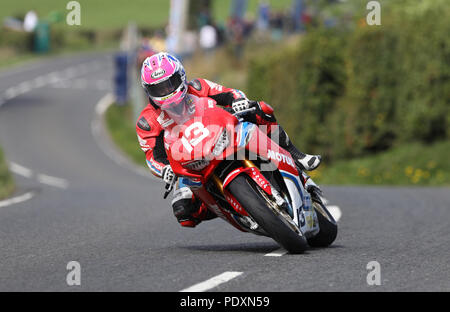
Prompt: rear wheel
<box><xmin>227</xmin><ymin>175</ymin><xmax>308</xmax><ymax>254</ymax></box>
<box><xmin>307</xmin><ymin>199</ymin><xmax>338</xmax><ymax>247</ymax></box>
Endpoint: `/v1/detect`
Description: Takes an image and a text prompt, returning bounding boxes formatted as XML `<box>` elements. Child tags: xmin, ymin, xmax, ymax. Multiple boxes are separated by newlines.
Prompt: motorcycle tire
<box><xmin>307</xmin><ymin>199</ymin><xmax>338</xmax><ymax>247</ymax></box>
<box><xmin>227</xmin><ymin>174</ymin><xmax>309</xmax><ymax>254</ymax></box>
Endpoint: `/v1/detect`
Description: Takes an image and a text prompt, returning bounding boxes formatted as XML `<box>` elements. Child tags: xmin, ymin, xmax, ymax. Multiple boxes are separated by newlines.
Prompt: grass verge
<box><xmin>104</xmin><ymin>102</ymin><xmax>146</xmax><ymax>167</ymax></box>
<box><xmin>310</xmin><ymin>140</ymin><xmax>450</xmax><ymax>186</ymax></box>
<box><xmin>0</xmin><ymin>146</ymin><xmax>15</xmax><ymax>200</ymax></box>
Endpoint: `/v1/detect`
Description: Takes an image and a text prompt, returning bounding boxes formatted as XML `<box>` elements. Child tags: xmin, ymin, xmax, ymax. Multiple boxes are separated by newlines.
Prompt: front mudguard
<box><xmin>223</xmin><ymin>166</ymin><xmax>272</xmax><ymax>196</ymax></box>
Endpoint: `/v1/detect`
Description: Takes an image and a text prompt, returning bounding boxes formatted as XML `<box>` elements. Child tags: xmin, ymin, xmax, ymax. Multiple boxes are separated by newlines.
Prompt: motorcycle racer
<box><xmin>136</xmin><ymin>52</ymin><xmax>321</xmax><ymax>228</ymax></box>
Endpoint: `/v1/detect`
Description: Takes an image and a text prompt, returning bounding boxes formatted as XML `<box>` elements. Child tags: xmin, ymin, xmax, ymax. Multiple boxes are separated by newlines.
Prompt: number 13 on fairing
<box><xmin>181</xmin><ymin>122</ymin><xmax>210</xmax><ymax>152</ymax></box>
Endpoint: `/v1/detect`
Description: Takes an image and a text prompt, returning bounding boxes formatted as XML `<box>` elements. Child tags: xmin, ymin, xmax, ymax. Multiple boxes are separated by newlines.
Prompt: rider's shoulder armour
<box><xmin>188</xmin><ymin>79</ymin><xmax>202</xmax><ymax>91</ymax></box>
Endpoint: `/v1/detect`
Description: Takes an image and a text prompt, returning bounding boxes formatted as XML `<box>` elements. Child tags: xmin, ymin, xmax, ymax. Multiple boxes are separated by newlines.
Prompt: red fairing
<box><xmin>246</xmin><ymin>125</ymin><xmax>299</xmax><ymax>176</ymax></box>
<box><xmin>167</xmin><ymin>98</ymin><xmax>238</xmax><ymax>182</ymax></box>
<box><xmin>222</xmin><ymin>167</ymin><xmax>272</xmax><ymax>196</ymax></box>
<box><xmin>259</xmin><ymin>101</ymin><xmax>274</xmax><ymax>115</ymax></box>
<box><xmin>193</xmin><ymin>186</ymin><xmax>246</xmax><ymax>232</ymax></box>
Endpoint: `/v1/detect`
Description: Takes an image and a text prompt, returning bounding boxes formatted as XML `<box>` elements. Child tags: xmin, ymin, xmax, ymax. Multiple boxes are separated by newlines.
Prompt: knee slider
<box><xmin>172</xmin><ymin>187</ymin><xmax>197</xmax><ymax>221</ymax></box>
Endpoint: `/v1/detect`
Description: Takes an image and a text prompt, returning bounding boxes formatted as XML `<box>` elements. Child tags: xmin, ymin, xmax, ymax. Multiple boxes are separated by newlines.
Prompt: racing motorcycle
<box><xmin>163</xmin><ymin>96</ymin><xmax>337</xmax><ymax>254</ymax></box>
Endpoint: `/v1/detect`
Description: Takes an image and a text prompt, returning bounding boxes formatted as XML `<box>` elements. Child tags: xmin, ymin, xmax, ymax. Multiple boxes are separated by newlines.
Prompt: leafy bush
<box><xmin>248</xmin><ymin>29</ymin><xmax>347</xmax><ymax>157</ymax></box>
<box><xmin>0</xmin><ymin>146</ymin><xmax>14</xmax><ymax>200</ymax></box>
<box><xmin>0</xmin><ymin>29</ymin><xmax>33</xmax><ymax>52</ymax></box>
<box><xmin>247</xmin><ymin>0</ymin><xmax>450</xmax><ymax>161</ymax></box>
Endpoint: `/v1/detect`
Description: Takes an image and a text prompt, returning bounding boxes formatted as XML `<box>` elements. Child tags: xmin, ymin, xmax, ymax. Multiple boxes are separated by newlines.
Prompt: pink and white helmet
<box><xmin>141</xmin><ymin>52</ymin><xmax>187</xmax><ymax>110</ymax></box>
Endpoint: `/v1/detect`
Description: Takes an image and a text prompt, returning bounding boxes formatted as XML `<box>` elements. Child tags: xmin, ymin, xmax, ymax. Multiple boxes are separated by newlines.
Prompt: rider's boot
<box><xmin>271</xmin><ymin>125</ymin><xmax>322</xmax><ymax>171</ymax></box>
<box><xmin>172</xmin><ymin>186</ymin><xmax>216</xmax><ymax>228</ymax></box>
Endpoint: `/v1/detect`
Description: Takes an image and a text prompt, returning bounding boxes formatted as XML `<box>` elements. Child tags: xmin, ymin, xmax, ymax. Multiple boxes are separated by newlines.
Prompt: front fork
<box><xmin>301</xmin><ymin>170</ymin><xmax>323</xmax><ymax>202</ymax></box>
<box><xmin>212</xmin><ymin>159</ymin><xmax>273</xmax><ymax>218</ymax></box>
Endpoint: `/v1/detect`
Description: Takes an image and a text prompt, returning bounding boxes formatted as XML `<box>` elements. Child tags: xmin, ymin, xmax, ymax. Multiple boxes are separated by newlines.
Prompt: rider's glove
<box><xmin>162</xmin><ymin>165</ymin><xmax>175</xmax><ymax>185</ymax></box>
<box><xmin>223</xmin><ymin>107</ymin><xmax>236</xmax><ymax>115</ymax></box>
<box><xmin>231</xmin><ymin>98</ymin><xmax>259</xmax><ymax>113</ymax></box>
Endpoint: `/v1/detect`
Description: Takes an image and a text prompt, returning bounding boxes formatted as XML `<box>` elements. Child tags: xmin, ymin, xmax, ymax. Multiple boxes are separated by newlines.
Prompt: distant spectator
<box><xmin>199</xmin><ymin>24</ymin><xmax>217</xmax><ymax>52</ymax></box>
<box><xmin>213</xmin><ymin>22</ymin><xmax>226</xmax><ymax>47</ymax></box>
<box><xmin>23</xmin><ymin>10</ymin><xmax>38</xmax><ymax>32</ymax></box>
<box><xmin>227</xmin><ymin>17</ymin><xmax>245</xmax><ymax>60</ymax></box>
<box><xmin>256</xmin><ymin>2</ymin><xmax>270</xmax><ymax>31</ymax></box>
<box><xmin>3</xmin><ymin>17</ymin><xmax>23</xmax><ymax>31</ymax></box>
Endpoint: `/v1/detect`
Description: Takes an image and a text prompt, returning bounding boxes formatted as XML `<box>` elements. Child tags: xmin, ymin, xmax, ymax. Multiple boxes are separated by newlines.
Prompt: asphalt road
<box><xmin>0</xmin><ymin>52</ymin><xmax>449</xmax><ymax>292</ymax></box>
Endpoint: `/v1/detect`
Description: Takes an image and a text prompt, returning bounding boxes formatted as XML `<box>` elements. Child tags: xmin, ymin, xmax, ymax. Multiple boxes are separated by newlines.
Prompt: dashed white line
<box><xmin>0</xmin><ymin>192</ymin><xmax>35</xmax><ymax>208</ymax></box>
<box><xmin>37</xmin><ymin>174</ymin><xmax>69</xmax><ymax>189</ymax></box>
<box><xmin>327</xmin><ymin>205</ymin><xmax>342</xmax><ymax>222</ymax></box>
<box><xmin>4</xmin><ymin>87</ymin><xmax>19</xmax><ymax>100</ymax></box>
<box><xmin>265</xmin><ymin>248</ymin><xmax>287</xmax><ymax>257</ymax></box>
<box><xmin>32</xmin><ymin>76</ymin><xmax>47</xmax><ymax>88</ymax></box>
<box><xmin>17</xmin><ymin>81</ymin><xmax>32</xmax><ymax>94</ymax></box>
<box><xmin>179</xmin><ymin>272</ymin><xmax>243</xmax><ymax>292</ymax></box>
<box><xmin>62</xmin><ymin>67</ymin><xmax>77</xmax><ymax>79</ymax></box>
<box><xmin>8</xmin><ymin>162</ymin><xmax>69</xmax><ymax>189</ymax></box>
<box><xmin>9</xmin><ymin>162</ymin><xmax>33</xmax><ymax>178</ymax></box>
<box><xmin>0</xmin><ymin>61</ymin><xmax>105</xmax><ymax>104</ymax></box>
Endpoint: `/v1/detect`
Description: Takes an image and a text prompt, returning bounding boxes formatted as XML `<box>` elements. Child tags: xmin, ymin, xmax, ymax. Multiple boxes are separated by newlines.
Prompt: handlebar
<box><xmin>232</xmin><ymin>106</ymin><xmax>256</xmax><ymax>117</ymax></box>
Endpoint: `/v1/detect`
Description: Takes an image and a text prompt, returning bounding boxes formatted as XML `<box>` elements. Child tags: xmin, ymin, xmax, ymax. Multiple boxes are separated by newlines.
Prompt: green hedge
<box><xmin>247</xmin><ymin>0</ymin><xmax>450</xmax><ymax>161</ymax></box>
<box><xmin>0</xmin><ymin>26</ymin><xmax>123</xmax><ymax>54</ymax></box>
<box><xmin>0</xmin><ymin>146</ymin><xmax>14</xmax><ymax>200</ymax></box>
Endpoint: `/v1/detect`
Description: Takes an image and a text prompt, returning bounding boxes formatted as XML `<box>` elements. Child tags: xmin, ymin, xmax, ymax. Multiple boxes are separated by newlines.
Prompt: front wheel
<box><xmin>307</xmin><ymin>199</ymin><xmax>338</xmax><ymax>247</ymax></box>
<box><xmin>227</xmin><ymin>175</ymin><xmax>308</xmax><ymax>254</ymax></box>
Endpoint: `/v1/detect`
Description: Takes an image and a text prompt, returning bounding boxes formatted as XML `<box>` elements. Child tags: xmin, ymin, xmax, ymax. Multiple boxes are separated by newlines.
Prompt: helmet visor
<box><xmin>162</xmin><ymin>96</ymin><xmax>195</xmax><ymax>125</ymax></box>
<box><xmin>145</xmin><ymin>72</ymin><xmax>183</xmax><ymax>98</ymax></box>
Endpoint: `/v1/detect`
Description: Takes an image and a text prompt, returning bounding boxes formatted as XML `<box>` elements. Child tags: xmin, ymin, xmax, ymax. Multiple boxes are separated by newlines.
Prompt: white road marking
<box><xmin>327</xmin><ymin>205</ymin><xmax>342</xmax><ymax>222</ymax></box>
<box><xmin>62</xmin><ymin>67</ymin><xmax>77</xmax><ymax>79</ymax></box>
<box><xmin>9</xmin><ymin>162</ymin><xmax>33</xmax><ymax>178</ymax></box>
<box><xmin>179</xmin><ymin>272</ymin><xmax>243</xmax><ymax>292</ymax></box>
<box><xmin>73</xmin><ymin>79</ymin><xmax>87</xmax><ymax>89</ymax></box>
<box><xmin>8</xmin><ymin>162</ymin><xmax>69</xmax><ymax>189</ymax></box>
<box><xmin>4</xmin><ymin>87</ymin><xmax>19</xmax><ymax>99</ymax></box>
<box><xmin>91</xmin><ymin>93</ymin><xmax>153</xmax><ymax>180</ymax></box>
<box><xmin>37</xmin><ymin>174</ymin><xmax>69</xmax><ymax>189</ymax></box>
<box><xmin>33</xmin><ymin>76</ymin><xmax>47</xmax><ymax>88</ymax></box>
<box><xmin>0</xmin><ymin>61</ymin><xmax>104</xmax><ymax>104</ymax></box>
<box><xmin>0</xmin><ymin>192</ymin><xmax>35</xmax><ymax>208</ymax></box>
<box><xmin>51</xmin><ymin>81</ymin><xmax>69</xmax><ymax>89</ymax></box>
<box><xmin>265</xmin><ymin>248</ymin><xmax>288</xmax><ymax>257</ymax></box>
<box><xmin>95</xmin><ymin>93</ymin><xmax>115</xmax><ymax>115</ymax></box>
<box><xmin>17</xmin><ymin>81</ymin><xmax>32</xmax><ymax>94</ymax></box>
